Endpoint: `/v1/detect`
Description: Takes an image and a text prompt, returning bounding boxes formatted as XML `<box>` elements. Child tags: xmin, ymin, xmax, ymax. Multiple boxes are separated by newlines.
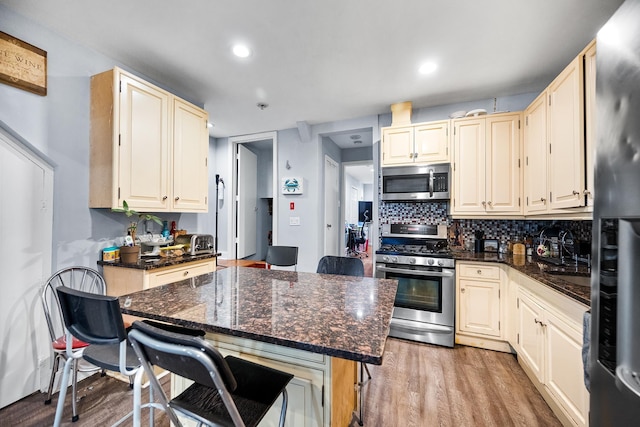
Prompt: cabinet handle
<box><xmin>482</xmin><ymin>201</ymin><xmax>486</xmax><ymax>207</ymax></box>
<box><xmin>573</xmin><ymin>190</ymin><xmax>580</xmax><ymax>196</ymax></box>
<box><xmin>534</xmin><ymin>318</ymin><xmax>547</xmax><ymax>327</ymax></box>
<box><xmin>414</xmin><ymin>152</ymin><xmax>418</xmax><ymax>158</ymax></box>
<box><xmin>461</xmin><ymin>288</ymin><xmax>466</xmax><ymax>293</ymax></box>
<box><xmin>175</xmin><ymin>196</ymin><xmax>180</xmax><ymax>201</ymax></box>
<box><xmin>162</xmin><ymin>196</ymin><xmax>168</xmax><ymax>200</ymax></box>
<box><xmin>477</xmin><ymin>269</ymin><xmax>482</xmax><ymax>275</ymax></box>
<box><xmin>183</xmin><ymin>271</ymin><xmax>189</xmax><ymax>276</ymax></box>
<box><xmin>487</xmin><ymin>201</ymin><xmax>492</xmax><ymax>206</ymax></box>
<box><xmin>540</xmin><ymin>197</ymin><xmax>546</xmax><ymax>203</ymax></box>
<box><xmin>409</xmin><ymin>153</ymin><xmax>414</xmax><ymax>159</ymax></box>
<box><xmin>584</xmin><ymin>190</ymin><xmax>592</xmax><ymax>197</ymax></box>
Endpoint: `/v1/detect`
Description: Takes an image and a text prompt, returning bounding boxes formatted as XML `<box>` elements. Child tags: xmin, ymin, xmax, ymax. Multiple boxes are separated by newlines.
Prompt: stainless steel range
<box><xmin>375</xmin><ymin>223</ymin><xmax>455</xmax><ymax>347</ymax></box>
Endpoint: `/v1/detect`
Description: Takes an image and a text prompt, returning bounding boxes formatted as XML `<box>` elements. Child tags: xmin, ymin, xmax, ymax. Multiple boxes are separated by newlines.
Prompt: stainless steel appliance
<box><xmin>591</xmin><ymin>1</ymin><xmax>640</xmax><ymax>424</ymax></box>
<box><xmin>375</xmin><ymin>223</ymin><xmax>455</xmax><ymax>347</ymax></box>
<box><xmin>381</xmin><ymin>164</ymin><xmax>450</xmax><ymax>201</ymax></box>
<box><xmin>175</xmin><ymin>234</ymin><xmax>215</xmax><ymax>255</ymax></box>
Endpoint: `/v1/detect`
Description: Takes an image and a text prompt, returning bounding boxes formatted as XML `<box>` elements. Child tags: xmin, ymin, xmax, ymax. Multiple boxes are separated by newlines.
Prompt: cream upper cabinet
<box><xmin>381</xmin><ymin>120</ymin><xmax>449</xmax><ymax>166</ymax></box>
<box><xmin>548</xmin><ymin>56</ymin><xmax>585</xmax><ymax>210</ymax></box>
<box><xmin>90</xmin><ymin>67</ymin><xmax>209</xmax><ymax>212</ymax></box>
<box><xmin>524</xmin><ymin>42</ymin><xmax>593</xmax><ymax>216</ymax></box>
<box><xmin>172</xmin><ymin>98</ymin><xmax>209</xmax><ymax>211</ymax></box>
<box><xmin>452</xmin><ymin>112</ymin><xmax>522</xmax><ymax>216</ymax></box>
<box><xmin>584</xmin><ymin>40</ymin><xmax>596</xmax><ymax>209</ymax></box>
<box><xmin>524</xmin><ymin>92</ymin><xmax>549</xmax><ymax>214</ymax></box>
<box><xmin>452</xmin><ymin>118</ymin><xmax>485</xmax><ymax>213</ymax></box>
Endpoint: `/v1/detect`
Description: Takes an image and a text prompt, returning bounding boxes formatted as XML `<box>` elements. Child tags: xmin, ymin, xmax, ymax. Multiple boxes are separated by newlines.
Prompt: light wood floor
<box><xmin>2</xmin><ymin>338</ymin><xmax>559</xmax><ymax>426</ymax></box>
<box><xmin>361</xmin><ymin>338</ymin><xmax>560</xmax><ymax>427</ymax></box>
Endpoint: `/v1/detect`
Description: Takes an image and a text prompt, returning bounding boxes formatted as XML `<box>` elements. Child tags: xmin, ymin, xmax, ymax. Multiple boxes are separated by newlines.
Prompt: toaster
<box><xmin>175</xmin><ymin>234</ymin><xmax>214</xmax><ymax>255</ymax></box>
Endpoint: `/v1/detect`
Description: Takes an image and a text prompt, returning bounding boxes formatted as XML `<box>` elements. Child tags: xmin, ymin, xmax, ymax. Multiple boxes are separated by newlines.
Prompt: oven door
<box><xmin>377</xmin><ymin>264</ymin><xmax>455</xmax><ymax>327</ymax></box>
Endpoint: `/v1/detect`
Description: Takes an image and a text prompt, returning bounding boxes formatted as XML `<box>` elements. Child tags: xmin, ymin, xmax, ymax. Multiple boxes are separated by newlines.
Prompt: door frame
<box><xmin>228</xmin><ymin>131</ymin><xmax>278</xmax><ymax>258</ymax></box>
<box><xmin>323</xmin><ymin>155</ymin><xmax>339</xmax><ymax>256</ymax></box>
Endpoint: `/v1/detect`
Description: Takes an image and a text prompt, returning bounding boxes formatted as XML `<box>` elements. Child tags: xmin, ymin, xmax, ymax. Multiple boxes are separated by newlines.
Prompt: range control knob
<box><xmin>427</xmin><ymin>258</ymin><xmax>434</xmax><ymax>265</ymax></box>
<box><xmin>409</xmin><ymin>258</ymin><xmax>416</xmax><ymax>264</ymax></box>
<box><xmin>382</xmin><ymin>256</ymin><xmax>390</xmax><ymax>262</ymax></box>
<box><xmin>391</xmin><ymin>256</ymin><xmax>399</xmax><ymax>263</ymax></box>
<box><xmin>438</xmin><ymin>259</ymin><xmax>444</xmax><ymax>266</ymax></box>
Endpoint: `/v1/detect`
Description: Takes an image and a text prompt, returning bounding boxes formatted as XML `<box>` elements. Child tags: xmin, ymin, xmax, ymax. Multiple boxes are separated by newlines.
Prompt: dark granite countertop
<box><xmin>98</xmin><ymin>252</ymin><xmax>217</xmax><ymax>271</ymax></box>
<box><xmin>453</xmin><ymin>251</ymin><xmax>591</xmax><ymax>306</ymax></box>
<box><xmin>119</xmin><ymin>266</ymin><xmax>398</xmax><ymax>365</ymax></box>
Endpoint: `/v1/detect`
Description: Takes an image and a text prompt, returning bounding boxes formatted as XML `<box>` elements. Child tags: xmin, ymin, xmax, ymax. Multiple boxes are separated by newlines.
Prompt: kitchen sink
<box><xmin>547</xmin><ymin>272</ymin><xmax>591</xmax><ymax>287</ymax></box>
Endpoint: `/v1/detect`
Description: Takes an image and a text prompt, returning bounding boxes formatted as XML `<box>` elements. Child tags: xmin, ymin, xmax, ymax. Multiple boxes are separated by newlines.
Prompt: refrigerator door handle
<box><xmin>616</xmin><ymin>366</ymin><xmax>640</xmax><ymax>399</ymax></box>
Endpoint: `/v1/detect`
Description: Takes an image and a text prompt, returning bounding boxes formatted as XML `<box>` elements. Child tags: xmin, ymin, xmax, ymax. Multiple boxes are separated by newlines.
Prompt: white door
<box><xmin>236</xmin><ymin>144</ymin><xmax>258</xmax><ymax>258</ymax></box>
<box><xmin>0</xmin><ymin>130</ymin><xmax>53</xmax><ymax>408</ymax></box>
<box><xmin>323</xmin><ymin>156</ymin><xmax>339</xmax><ymax>256</ymax></box>
<box><xmin>348</xmin><ymin>186</ymin><xmax>359</xmax><ymax>225</ymax></box>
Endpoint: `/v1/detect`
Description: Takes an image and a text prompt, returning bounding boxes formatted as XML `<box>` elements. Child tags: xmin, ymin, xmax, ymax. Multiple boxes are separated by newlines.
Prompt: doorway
<box><xmin>228</xmin><ymin>131</ymin><xmax>278</xmax><ymax>261</ymax></box>
<box><xmin>343</xmin><ymin>161</ymin><xmax>374</xmax><ymax>258</ymax></box>
<box><xmin>0</xmin><ymin>126</ymin><xmax>53</xmax><ymax>407</ymax></box>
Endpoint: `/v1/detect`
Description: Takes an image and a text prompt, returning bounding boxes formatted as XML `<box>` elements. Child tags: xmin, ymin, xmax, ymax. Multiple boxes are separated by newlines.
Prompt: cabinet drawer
<box><xmin>458</xmin><ymin>263</ymin><xmax>501</xmax><ymax>280</ymax></box>
<box><xmin>147</xmin><ymin>260</ymin><xmax>214</xmax><ymax>288</ymax></box>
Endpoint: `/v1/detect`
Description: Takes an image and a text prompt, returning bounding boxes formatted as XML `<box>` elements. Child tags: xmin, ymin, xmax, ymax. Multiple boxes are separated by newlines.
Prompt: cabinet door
<box><xmin>414</xmin><ymin>121</ymin><xmax>450</xmax><ymax>164</ymax></box>
<box><xmin>486</xmin><ymin>113</ymin><xmax>522</xmax><ymax>214</ymax></box>
<box><xmin>524</xmin><ymin>92</ymin><xmax>549</xmax><ymax>213</ymax></box>
<box><xmin>452</xmin><ymin>118</ymin><xmax>486</xmax><ymax>213</ymax></box>
<box><xmin>545</xmin><ymin>310</ymin><xmax>589</xmax><ymax>427</ymax></box>
<box><xmin>381</xmin><ymin>126</ymin><xmax>414</xmax><ymax>166</ymax></box>
<box><xmin>517</xmin><ymin>290</ymin><xmax>545</xmax><ymax>382</ymax></box>
<box><xmin>118</xmin><ymin>73</ymin><xmax>170</xmax><ymax>210</ymax></box>
<box><xmin>173</xmin><ymin>98</ymin><xmax>209</xmax><ymax>212</ymax></box>
<box><xmin>458</xmin><ymin>278</ymin><xmax>501</xmax><ymax>337</ymax></box>
<box><xmin>584</xmin><ymin>42</ymin><xmax>596</xmax><ymax>209</ymax></box>
<box><xmin>548</xmin><ymin>56</ymin><xmax>585</xmax><ymax>209</ymax></box>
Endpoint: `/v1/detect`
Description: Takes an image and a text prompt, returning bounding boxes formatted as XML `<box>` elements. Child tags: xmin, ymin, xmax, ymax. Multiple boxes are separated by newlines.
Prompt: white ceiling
<box><xmin>2</xmin><ymin>0</ymin><xmax>623</xmax><ymax>139</ymax></box>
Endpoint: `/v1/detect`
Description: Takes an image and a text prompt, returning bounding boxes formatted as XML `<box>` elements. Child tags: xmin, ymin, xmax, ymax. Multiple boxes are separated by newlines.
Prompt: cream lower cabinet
<box><xmin>172</xmin><ymin>332</ymin><xmax>357</xmax><ymax>427</ymax></box>
<box><xmin>103</xmin><ymin>258</ymin><xmax>216</xmax><ymax>296</ymax></box>
<box><xmin>90</xmin><ymin>66</ymin><xmax>209</xmax><ymax>212</ymax></box>
<box><xmin>515</xmin><ymin>274</ymin><xmax>589</xmax><ymax>427</ymax></box>
<box><xmin>455</xmin><ymin>262</ymin><xmax>510</xmax><ymax>352</ymax></box>
<box><xmin>381</xmin><ymin>120</ymin><xmax>450</xmax><ymax>166</ymax></box>
<box><xmin>452</xmin><ymin>112</ymin><xmax>522</xmax><ymax>217</ymax></box>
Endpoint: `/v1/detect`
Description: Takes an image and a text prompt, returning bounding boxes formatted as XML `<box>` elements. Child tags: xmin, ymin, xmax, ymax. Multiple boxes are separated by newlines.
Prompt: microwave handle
<box><xmin>429</xmin><ymin>169</ymin><xmax>434</xmax><ymax>197</ymax></box>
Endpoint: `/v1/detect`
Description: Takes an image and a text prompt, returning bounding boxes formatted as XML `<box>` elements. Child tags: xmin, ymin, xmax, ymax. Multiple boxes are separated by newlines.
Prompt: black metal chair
<box><xmin>40</xmin><ymin>267</ymin><xmax>106</xmax><ymax>421</ymax></box>
<box><xmin>128</xmin><ymin>320</ymin><xmax>294</xmax><ymax>427</ymax></box>
<box><xmin>316</xmin><ymin>255</ymin><xmax>365</xmax><ymax>276</ymax></box>
<box><xmin>315</xmin><ymin>255</ymin><xmax>369</xmax><ymax>426</ymax></box>
<box><xmin>53</xmin><ymin>287</ymin><xmax>142</xmax><ymax>427</ymax></box>
<box><xmin>265</xmin><ymin>245</ymin><xmax>298</xmax><ymax>271</ymax></box>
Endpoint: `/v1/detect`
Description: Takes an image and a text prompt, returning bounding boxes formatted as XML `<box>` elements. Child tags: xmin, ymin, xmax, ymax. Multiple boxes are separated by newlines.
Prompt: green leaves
<box><xmin>111</xmin><ymin>200</ymin><xmax>163</xmax><ymax>225</ymax></box>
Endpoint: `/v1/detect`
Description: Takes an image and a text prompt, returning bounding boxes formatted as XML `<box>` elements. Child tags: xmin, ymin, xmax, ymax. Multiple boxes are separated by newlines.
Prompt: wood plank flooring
<box><xmin>361</xmin><ymin>338</ymin><xmax>561</xmax><ymax>427</ymax></box>
<box><xmin>1</xmin><ymin>338</ymin><xmax>560</xmax><ymax>426</ymax></box>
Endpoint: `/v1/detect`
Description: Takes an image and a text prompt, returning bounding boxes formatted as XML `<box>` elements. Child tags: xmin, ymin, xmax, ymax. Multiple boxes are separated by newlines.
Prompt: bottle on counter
<box><xmin>161</xmin><ymin>220</ymin><xmax>170</xmax><ymax>239</ymax></box>
<box><xmin>170</xmin><ymin>220</ymin><xmax>177</xmax><ymax>241</ymax></box>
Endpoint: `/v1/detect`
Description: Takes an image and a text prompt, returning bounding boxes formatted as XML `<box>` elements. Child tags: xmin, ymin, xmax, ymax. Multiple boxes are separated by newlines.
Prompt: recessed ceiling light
<box><xmin>354</xmin><ymin>140</ymin><xmax>363</xmax><ymax>144</ymax></box>
<box><xmin>257</xmin><ymin>102</ymin><xmax>269</xmax><ymax>110</ymax></box>
<box><xmin>419</xmin><ymin>61</ymin><xmax>437</xmax><ymax>75</ymax></box>
<box><xmin>350</xmin><ymin>134</ymin><xmax>361</xmax><ymax>140</ymax></box>
<box><xmin>232</xmin><ymin>44</ymin><xmax>251</xmax><ymax>58</ymax></box>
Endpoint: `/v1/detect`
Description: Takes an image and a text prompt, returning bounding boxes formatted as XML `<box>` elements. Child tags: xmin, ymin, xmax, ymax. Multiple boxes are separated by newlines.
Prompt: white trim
<box><xmin>323</xmin><ymin>155</ymin><xmax>339</xmax><ymax>256</ymax></box>
<box><xmin>228</xmin><ymin>131</ymin><xmax>278</xmax><ymax>259</ymax></box>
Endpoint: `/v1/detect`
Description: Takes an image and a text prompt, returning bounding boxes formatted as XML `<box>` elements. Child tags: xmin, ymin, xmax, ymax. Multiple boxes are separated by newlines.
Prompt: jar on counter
<box><xmin>102</xmin><ymin>246</ymin><xmax>120</xmax><ymax>262</ymax></box>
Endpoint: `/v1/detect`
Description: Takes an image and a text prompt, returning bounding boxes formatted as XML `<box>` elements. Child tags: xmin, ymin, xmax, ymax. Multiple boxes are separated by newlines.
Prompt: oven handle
<box><xmin>377</xmin><ymin>266</ymin><xmax>454</xmax><ymax>278</ymax></box>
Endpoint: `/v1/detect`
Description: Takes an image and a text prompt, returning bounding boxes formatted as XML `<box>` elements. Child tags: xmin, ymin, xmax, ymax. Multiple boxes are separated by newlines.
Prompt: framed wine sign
<box><xmin>0</xmin><ymin>31</ymin><xmax>47</xmax><ymax>96</ymax></box>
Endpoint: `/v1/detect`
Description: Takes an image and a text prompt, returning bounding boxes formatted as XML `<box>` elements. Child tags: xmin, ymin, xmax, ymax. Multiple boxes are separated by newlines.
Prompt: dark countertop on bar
<box><xmin>98</xmin><ymin>252</ymin><xmax>217</xmax><ymax>271</ymax></box>
<box><xmin>453</xmin><ymin>251</ymin><xmax>591</xmax><ymax>306</ymax></box>
<box><xmin>119</xmin><ymin>266</ymin><xmax>398</xmax><ymax>365</ymax></box>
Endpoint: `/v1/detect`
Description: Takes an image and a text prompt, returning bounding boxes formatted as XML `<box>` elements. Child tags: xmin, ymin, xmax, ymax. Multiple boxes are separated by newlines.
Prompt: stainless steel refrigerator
<box><xmin>591</xmin><ymin>0</ymin><xmax>640</xmax><ymax>424</ymax></box>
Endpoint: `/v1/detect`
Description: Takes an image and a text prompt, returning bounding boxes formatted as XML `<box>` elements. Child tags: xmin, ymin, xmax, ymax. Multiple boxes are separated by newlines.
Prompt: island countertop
<box><xmin>119</xmin><ymin>266</ymin><xmax>399</xmax><ymax>365</ymax></box>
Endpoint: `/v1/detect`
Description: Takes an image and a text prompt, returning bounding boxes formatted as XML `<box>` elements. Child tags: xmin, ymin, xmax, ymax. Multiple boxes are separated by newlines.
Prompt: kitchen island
<box><xmin>119</xmin><ymin>266</ymin><xmax>398</xmax><ymax>426</ymax></box>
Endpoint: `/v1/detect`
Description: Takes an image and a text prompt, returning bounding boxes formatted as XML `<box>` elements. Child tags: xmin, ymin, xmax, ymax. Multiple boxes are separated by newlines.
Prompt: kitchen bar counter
<box><xmin>453</xmin><ymin>251</ymin><xmax>591</xmax><ymax>306</ymax></box>
<box><xmin>98</xmin><ymin>252</ymin><xmax>217</xmax><ymax>271</ymax></box>
<box><xmin>119</xmin><ymin>266</ymin><xmax>398</xmax><ymax>364</ymax></box>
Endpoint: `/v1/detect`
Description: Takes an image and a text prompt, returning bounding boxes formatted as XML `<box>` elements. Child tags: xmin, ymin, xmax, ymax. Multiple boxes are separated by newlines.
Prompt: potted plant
<box><xmin>112</xmin><ymin>201</ymin><xmax>163</xmax><ymax>263</ymax></box>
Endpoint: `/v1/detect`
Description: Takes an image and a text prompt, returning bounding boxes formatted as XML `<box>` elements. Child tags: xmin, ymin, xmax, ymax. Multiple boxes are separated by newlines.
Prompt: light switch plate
<box><xmin>289</xmin><ymin>216</ymin><xmax>300</xmax><ymax>226</ymax></box>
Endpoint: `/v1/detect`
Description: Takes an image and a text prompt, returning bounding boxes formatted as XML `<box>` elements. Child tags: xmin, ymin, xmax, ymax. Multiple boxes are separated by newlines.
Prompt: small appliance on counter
<box><xmin>175</xmin><ymin>234</ymin><xmax>215</xmax><ymax>255</ymax></box>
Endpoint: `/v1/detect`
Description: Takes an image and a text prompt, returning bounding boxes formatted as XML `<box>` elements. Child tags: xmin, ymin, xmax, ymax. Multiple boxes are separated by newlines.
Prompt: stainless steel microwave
<box><xmin>381</xmin><ymin>164</ymin><xmax>450</xmax><ymax>201</ymax></box>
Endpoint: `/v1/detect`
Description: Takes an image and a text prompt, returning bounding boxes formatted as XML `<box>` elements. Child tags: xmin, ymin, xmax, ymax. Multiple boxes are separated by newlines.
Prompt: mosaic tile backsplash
<box><xmin>379</xmin><ymin>201</ymin><xmax>593</xmax><ymax>248</ymax></box>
